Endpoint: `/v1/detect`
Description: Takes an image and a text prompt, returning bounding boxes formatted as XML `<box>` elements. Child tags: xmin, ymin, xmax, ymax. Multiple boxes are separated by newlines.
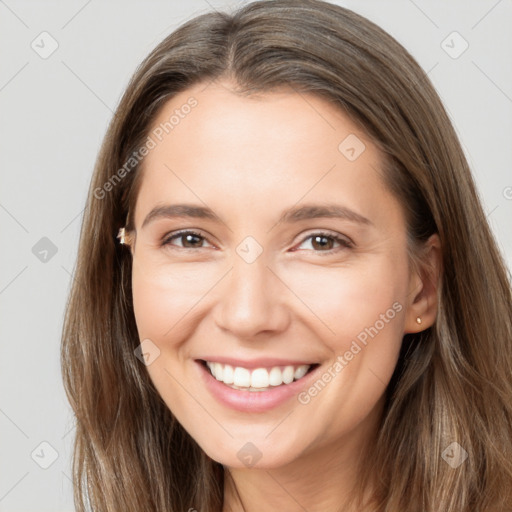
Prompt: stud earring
<box><xmin>416</xmin><ymin>317</ymin><xmax>422</xmax><ymax>325</ymax></box>
<box><xmin>117</xmin><ymin>227</ymin><xmax>130</xmax><ymax>245</ymax></box>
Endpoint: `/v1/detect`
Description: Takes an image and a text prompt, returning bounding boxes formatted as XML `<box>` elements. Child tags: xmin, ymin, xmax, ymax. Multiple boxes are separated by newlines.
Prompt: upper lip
<box><xmin>197</xmin><ymin>357</ymin><xmax>316</xmax><ymax>369</ymax></box>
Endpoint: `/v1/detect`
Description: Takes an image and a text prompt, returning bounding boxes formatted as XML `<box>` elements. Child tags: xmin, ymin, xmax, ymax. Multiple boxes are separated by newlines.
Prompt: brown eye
<box><xmin>295</xmin><ymin>232</ymin><xmax>353</xmax><ymax>254</ymax></box>
<box><xmin>311</xmin><ymin>235</ymin><xmax>335</xmax><ymax>251</ymax></box>
<box><xmin>162</xmin><ymin>230</ymin><xmax>210</xmax><ymax>249</ymax></box>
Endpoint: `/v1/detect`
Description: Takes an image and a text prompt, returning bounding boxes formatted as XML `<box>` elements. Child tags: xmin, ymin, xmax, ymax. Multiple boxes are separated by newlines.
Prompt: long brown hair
<box><xmin>60</xmin><ymin>1</ymin><xmax>512</xmax><ymax>510</ymax></box>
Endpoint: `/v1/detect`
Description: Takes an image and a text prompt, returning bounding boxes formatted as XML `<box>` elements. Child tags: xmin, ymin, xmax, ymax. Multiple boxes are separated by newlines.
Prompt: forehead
<box><xmin>132</xmin><ymin>80</ymin><xmax>400</xmax><ymax>231</ymax></box>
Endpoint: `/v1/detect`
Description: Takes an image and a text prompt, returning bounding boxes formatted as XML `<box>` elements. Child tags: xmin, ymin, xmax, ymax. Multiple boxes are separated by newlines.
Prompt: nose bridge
<box><xmin>214</xmin><ymin>248</ymin><xmax>288</xmax><ymax>337</ymax></box>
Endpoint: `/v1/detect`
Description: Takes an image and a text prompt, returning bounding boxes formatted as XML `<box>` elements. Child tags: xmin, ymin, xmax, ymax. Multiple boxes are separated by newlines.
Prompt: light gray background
<box><xmin>1</xmin><ymin>0</ymin><xmax>511</xmax><ymax>510</ymax></box>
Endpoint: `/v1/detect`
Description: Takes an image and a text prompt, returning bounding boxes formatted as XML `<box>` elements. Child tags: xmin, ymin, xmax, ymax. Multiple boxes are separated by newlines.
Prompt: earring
<box><xmin>117</xmin><ymin>227</ymin><xmax>128</xmax><ymax>245</ymax></box>
<box><xmin>416</xmin><ymin>317</ymin><xmax>422</xmax><ymax>325</ymax></box>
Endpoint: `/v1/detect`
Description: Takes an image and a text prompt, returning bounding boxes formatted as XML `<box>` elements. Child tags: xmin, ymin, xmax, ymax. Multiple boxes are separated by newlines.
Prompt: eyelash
<box><xmin>161</xmin><ymin>229</ymin><xmax>353</xmax><ymax>255</ymax></box>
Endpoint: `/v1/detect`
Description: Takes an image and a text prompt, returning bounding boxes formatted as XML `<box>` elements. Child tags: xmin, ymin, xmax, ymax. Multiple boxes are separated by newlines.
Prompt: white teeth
<box><xmin>205</xmin><ymin>361</ymin><xmax>312</xmax><ymax>390</ymax></box>
<box><xmin>250</xmin><ymin>368</ymin><xmax>269</xmax><ymax>388</ymax></box>
<box><xmin>294</xmin><ymin>365</ymin><xmax>308</xmax><ymax>380</ymax></box>
<box><xmin>214</xmin><ymin>362</ymin><xmax>223</xmax><ymax>381</ymax></box>
<box><xmin>282</xmin><ymin>365</ymin><xmax>294</xmax><ymax>384</ymax></box>
<box><xmin>233</xmin><ymin>367</ymin><xmax>251</xmax><ymax>387</ymax></box>
<box><xmin>223</xmin><ymin>364</ymin><xmax>234</xmax><ymax>384</ymax></box>
<box><xmin>269</xmin><ymin>367</ymin><xmax>283</xmax><ymax>386</ymax></box>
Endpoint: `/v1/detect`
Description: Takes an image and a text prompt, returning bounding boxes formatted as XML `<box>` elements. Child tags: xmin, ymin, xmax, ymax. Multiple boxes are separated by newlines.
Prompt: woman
<box><xmin>60</xmin><ymin>1</ymin><xmax>512</xmax><ymax>510</ymax></box>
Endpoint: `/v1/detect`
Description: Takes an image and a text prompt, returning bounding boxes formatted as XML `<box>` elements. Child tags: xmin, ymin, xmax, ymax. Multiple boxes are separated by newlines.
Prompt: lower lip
<box><xmin>195</xmin><ymin>360</ymin><xmax>320</xmax><ymax>413</ymax></box>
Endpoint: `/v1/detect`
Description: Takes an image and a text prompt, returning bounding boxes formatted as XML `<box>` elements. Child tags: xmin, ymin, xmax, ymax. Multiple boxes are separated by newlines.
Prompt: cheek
<box><xmin>130</xmin><ymin>260</ymin><xmax>217</xmax><ymax>416</ymax></box>
<box><xmin>282</xmin><ymin>259</ymin><xmax>408</xmax><ymax>445</ymax></box>
<box><xmin>279</xmin><ymin>254</ymin><xmax>408</xmax><ymax>416</ymax></box>
<box><xmin>279</xmin><ymin>254</ymin><xmax>409</xmax><ymax>347</ymax></box>
<box><xmin>131</xmin><ymin>257</ymin><xmax>220</xmax><ymax>340</ymax></box>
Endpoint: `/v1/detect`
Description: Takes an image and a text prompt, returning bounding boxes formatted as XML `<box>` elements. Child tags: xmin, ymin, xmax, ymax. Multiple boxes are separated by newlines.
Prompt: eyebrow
<box><xmin>141</xmin><ymin>202</ymin><xmax>373</xmax><ymax>230</ymax></box>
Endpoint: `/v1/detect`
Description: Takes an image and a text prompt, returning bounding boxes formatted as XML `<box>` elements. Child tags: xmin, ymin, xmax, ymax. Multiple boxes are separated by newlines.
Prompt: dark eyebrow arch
<box><xmin>141</xmin><ymin>204</ymin><xmax>220</xmax><ymax>229</ymax></box>
<box><xmin>279</xmin><ymin>204</ymin><xmax>373</xmax><ymax>226</ymax></box>
<box><xmin>141</xmin><ymin>202</ymin><xmax>373</xmax><ymax>230</ymax></box>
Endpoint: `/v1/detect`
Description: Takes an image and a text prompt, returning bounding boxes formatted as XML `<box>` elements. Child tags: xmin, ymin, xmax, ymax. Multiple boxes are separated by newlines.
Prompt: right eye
<box><xmin>161</xmin><ymin>230</ymin><xmax>214</xmax><ymax>250</ymax></box>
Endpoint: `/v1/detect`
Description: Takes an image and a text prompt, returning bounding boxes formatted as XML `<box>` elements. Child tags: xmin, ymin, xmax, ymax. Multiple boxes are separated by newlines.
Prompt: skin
<box><xmin>128</xmin><ymin>79</ymin><xmax>441</xmax><ymax>511</ymax></box>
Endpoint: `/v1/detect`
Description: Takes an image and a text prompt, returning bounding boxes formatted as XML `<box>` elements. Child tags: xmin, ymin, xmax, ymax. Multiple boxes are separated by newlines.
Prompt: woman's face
<box><xmin>130</xmin><ymin>80</ymin><xmax>425</xmax><ymax>468</ymax></box>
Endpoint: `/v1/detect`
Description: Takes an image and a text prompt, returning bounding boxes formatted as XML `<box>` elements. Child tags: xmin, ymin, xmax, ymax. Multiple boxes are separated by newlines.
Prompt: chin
<box><xmin>195</xmin><ymin>433</ymin><xmax>307</xmax><ymax>470</ymax></box>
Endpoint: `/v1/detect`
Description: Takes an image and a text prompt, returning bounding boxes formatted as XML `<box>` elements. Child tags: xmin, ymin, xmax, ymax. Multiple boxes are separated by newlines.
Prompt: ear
<box><xmin>404</xmin><ymin>233</ymin><xmax>442</xmax><ymax>333</ymax></box>
<box><xmin>123</xmin><ymin>228</ymin><xmax>135</xmax><ymax>256</ymax></box>
<box><xmin>129</xmin><ymin>234</ymin><xmax>135</xmax><ymax>257</ymax></box>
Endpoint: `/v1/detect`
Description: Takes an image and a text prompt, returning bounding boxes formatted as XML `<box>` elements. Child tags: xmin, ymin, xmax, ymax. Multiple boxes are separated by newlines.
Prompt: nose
<box><xmin>213</xmin><ymin>253</ymin><xmax>290</xmax><ymax>339</ymax></box>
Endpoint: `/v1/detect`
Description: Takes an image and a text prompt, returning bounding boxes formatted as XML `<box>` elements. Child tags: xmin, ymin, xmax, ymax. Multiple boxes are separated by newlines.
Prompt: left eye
<box><xmin>294</xmin><ymin>232</ymin><xmax>352</xmax><ymax>253</ymax></box>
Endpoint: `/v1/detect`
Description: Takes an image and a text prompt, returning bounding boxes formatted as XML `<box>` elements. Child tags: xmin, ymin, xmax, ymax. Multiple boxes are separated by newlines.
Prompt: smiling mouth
<box><xmin>199</xmin><ymin>360</ymin><xmax>319</xmax><ymax>392</ymax></box>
